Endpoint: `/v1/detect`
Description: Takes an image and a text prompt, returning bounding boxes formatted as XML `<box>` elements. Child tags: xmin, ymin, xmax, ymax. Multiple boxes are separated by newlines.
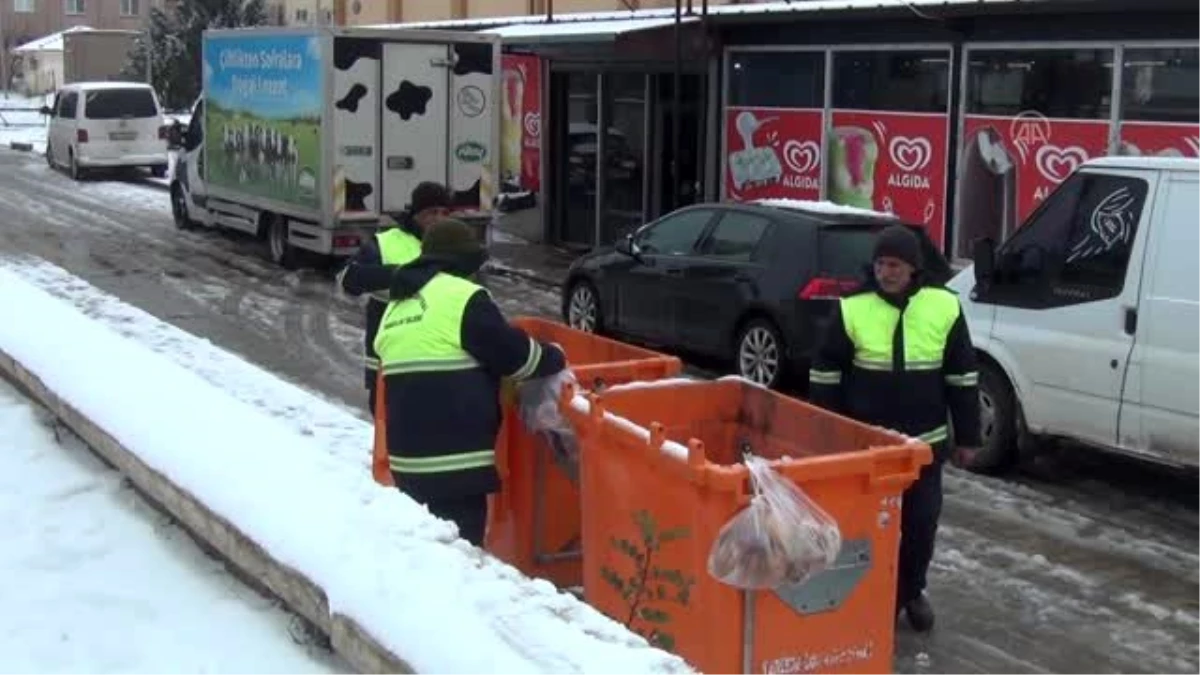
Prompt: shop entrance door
<box><xmin>651</xmin><ymin>73</ymin><xmax>704</xmax><ymax>218</ymax></box>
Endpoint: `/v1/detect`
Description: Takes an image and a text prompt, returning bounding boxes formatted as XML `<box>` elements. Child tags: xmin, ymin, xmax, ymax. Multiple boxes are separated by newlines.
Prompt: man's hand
<box><xmin>954</xmin><ymin>446</ymin><xmax>981</xmax><ymax>467</ymax></box>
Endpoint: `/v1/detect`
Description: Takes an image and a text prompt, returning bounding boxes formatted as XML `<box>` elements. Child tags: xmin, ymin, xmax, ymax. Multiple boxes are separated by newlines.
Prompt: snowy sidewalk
<box><xmin>0</xmin><ymin>377</ymin><xmax>343</xmax><ymax>673</ymax></box>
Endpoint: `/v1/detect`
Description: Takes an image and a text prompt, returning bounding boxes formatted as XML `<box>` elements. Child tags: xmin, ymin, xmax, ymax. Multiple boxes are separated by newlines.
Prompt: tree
<box><xmin>123</xmin><ymin>0</ymin><xmax>268</xmax><ymax>111</ymax></box>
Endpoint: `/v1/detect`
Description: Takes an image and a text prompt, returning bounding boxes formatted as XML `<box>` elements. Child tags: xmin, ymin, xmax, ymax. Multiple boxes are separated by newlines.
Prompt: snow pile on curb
<box><xmin>0</xmin><ymin>265</ymin><xmax>695</xmax><ymax>675</ymax></box>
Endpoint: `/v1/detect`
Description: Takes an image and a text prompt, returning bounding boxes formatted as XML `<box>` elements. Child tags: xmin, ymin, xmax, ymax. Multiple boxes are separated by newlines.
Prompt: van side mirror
<box><xmin>39</xmin><ymin>105</ymin><xmax>52</xmax><ymax>117</ymax></box>
<box><xmin>973</xmin><ymin>238</ymin><xmax>996</xmax><ymax>292</ymax></box>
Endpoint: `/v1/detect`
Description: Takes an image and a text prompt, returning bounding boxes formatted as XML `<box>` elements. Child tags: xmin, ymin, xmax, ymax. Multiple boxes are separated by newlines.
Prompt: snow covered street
<box><xmin>0</xmin><ymin>143</ymin><xmax>1195</xmax><ymax>674</ymax></box>
<box><xmin>0</xmin><ymin>377</ymin><xmax>345</xmax><ymax>673</ymax></box>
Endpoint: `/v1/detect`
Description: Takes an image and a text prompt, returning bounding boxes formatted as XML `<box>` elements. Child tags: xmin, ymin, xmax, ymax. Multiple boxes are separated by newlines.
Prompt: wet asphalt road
<box><xmin>0</xmin><ymin>147</ymin><xmax>1195</xmax><ymax>674</ymax></box>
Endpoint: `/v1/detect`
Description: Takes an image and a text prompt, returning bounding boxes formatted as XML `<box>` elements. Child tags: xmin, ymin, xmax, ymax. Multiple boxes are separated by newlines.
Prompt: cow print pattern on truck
<box><xmin>385</xmin><ymin>81</ymin><xmax>434</xmax><ymax>121</ymax></box>
<box><xmin>333</xmin><ymin>38</ymin><xmax>381</xmax><ymax>214</ymax></box>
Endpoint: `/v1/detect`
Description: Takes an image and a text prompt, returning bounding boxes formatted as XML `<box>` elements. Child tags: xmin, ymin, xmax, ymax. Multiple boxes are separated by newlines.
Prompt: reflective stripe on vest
<box><xmin>389</xmin><ymin>450</ymin><xmax>495</xmax><ymax>474</ymax></box>
<box><xmin>369</xmin><ymin>229</ymin><xmax>423</xmax><ymax>304</ymax></box>
<box><xmin>840</xmin><ymin>288</ymin><xmax>961</xmax><ymax>373</ymax></box>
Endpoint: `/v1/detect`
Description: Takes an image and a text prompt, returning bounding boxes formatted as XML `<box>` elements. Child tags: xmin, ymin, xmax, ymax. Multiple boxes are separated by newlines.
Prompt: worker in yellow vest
<box><xmin>808</xmin><ymin>224</ymin><xmax>981</xmax><ymax>633</ymax></box>
<box><xmin>337</xmin><ymin>182</ymin><xmax>451</xmax><ymax>413</ymax></box>
<box><xmin>374</xmin><ymin>218</ymin><xmax>566</xmax><ymax>546</ymax></box>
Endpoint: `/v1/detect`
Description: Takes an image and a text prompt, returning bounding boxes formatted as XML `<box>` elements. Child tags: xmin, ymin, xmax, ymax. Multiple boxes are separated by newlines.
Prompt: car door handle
<box><xmin>733</xmin><ymin>272</ymin><xmax>752</xmax><ymax>282</ymax></box>
<box><xmin>1123</xmin><ymin>306</ymin><xmax>1138</xmax><ymax>336</ymax></box>
<box><xmin>664</xmin><ymin>268</ymin><xmax>684</xmax><ymax>277</ymax></box>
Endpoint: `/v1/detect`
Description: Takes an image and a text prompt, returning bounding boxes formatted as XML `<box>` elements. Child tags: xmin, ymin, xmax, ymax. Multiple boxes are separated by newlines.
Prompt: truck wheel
<box><xmin>264</xmin><ymin>213</ymin><xmax>297</xmax><ymax>270</ymax></box>
<box><xmin>170</xmin><ymin>184</ymin><xmax>194</xmax><ymax>231</ymax></box>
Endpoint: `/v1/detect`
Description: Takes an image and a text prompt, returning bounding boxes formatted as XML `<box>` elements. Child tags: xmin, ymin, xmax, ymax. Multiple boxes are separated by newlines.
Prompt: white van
<box><xmin>42</xmin><ymin>81</ymin><xmax>169</xmax><ymax>180</ymax></box>
<box><xmin>948</xmin><ymin>156</ymin><xmax>1199</xmax><ymax>473</ymax></box>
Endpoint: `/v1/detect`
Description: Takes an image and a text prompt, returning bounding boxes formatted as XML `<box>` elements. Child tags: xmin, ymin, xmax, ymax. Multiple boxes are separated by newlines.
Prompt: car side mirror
<box><xmin>616</xmin><ymin>233</ymin><xmax>641</xmax><ymax>258</ymax></box>
<box><xmin>973</xmin><ymin>238</ymin><xmax>996</xmax><ymax>292</ymax></box>
<box><xmin>39</xmin><ymin>105</ymin><xmax>52</xmax><ymax>117</ymax></box>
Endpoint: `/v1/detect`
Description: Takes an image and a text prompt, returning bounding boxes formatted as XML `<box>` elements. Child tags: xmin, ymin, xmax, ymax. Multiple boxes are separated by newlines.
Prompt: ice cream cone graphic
<box><xmin>829</xmin><ymin>126</ymin><xmax>878</xmax><ymax>209</ymax></box>
<box><xmin>501</xmin><ymin>67</ymin><xmax>526</xmax><ymax>186</ymax></box>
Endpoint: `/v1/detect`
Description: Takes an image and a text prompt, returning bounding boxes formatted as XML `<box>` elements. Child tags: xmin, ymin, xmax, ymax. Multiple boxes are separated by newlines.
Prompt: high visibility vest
<box><xmin>838</xmin><ymin>287</ymin><xmax>961</xmax><ymax>445</ymax></box>
<box><xmin>363</xmin><ymin>228</ymin><xmax>423</xmax><ymax>375</ymax></box>
<box><xmin>373</xmin><ymin>272</ymin><xmax>495</xmax><ymax>476</ymax></box>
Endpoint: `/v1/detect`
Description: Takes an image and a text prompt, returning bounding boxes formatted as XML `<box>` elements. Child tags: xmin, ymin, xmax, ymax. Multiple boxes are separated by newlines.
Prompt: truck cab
<box><xmin>948</xmin><ymin>156</ymin><xmax>1199</xmax><ymax>473</ymax></box>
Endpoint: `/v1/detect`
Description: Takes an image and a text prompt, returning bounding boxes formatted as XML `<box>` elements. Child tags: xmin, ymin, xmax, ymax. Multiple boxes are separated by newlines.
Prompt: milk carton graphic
<box><xmin>728</xmin><ymin>111</ymin><xmax>784</xmax><ymax>191</ymax></box>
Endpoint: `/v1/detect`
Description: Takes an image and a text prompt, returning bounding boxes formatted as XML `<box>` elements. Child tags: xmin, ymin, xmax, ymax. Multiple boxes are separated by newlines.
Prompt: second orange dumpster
<box><xmin>562</xmin><ymin>377</ymin><xmax>932</xmax><ymax>674</ymax></box>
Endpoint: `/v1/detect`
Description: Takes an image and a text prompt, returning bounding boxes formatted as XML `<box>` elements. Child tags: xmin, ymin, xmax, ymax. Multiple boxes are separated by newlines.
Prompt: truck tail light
<box><xmin>333</xmin><ymin>234</ymin><xmax>360</xmax><ymax>248</ymax></box>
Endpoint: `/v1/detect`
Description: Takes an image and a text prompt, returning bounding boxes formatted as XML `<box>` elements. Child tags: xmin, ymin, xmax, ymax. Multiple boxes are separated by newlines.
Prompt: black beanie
<box><xmin>409</xmin><ymin>181</ymin><xmax>452</xmax><ymax>214</ymax></box>
<box><xmin>873</xmin><ymin>225</ymin><xmax>923</xmax><ymax>270</ymax></box>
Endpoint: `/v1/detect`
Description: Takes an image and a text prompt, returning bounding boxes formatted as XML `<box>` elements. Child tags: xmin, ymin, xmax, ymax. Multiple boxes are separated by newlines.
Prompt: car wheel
<box><xmin>736</xmin><ymin>319</ymin><xmax>784</xmax><ymax>389</ymax></box>
<box><xmin>151</xmin><ymin>164</ymin><xmax>168</xmax><ymax>179</ymax></box>
<box><xmin>960</xmin><ymin>360</ymin><xmax>1019</xmax><ymax>474</ymax></box>
<box><xmin>565</xmin><ymin>281</ymin><xmax>601</xmax><ymax>333</ymax></box>
<box><xmin>45</xmin><ymin>141</ymin><xmax>54</xmax><ymax>167</ymax></box>
<box><xmin>171</xmin><ymin>184</ymin><xmax>194</xmax><ymax>231</ymax></box>
<box><xmin>69</xmin><ymin>150</ymin><xmax>83</xmax><ymax>181</ymax></box>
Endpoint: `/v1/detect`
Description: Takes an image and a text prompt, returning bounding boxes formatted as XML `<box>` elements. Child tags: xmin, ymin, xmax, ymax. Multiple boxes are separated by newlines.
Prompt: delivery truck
<box><xmin>169</xmin><ymin>26</ymin><xmax>501</xmax><ymax>268</ymax></box>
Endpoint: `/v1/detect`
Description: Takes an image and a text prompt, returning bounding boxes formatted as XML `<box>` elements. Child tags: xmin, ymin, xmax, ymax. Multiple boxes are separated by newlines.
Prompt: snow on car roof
<box><xmin>753</xmin><ymin>198</ymin><xmax>897</xmax><ymax>220</ymax></box>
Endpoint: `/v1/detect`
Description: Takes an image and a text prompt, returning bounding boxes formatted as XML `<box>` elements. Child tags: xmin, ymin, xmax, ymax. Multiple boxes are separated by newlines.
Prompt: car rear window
<box><xmin>817</xmin><ymin>227</ymin><xmax>877</xmax><ymax>277</ymax></box>
<box><xmin>84</xmin><ymin>88</ymin><xmax>158</xmax><ymax>120</ymax></box>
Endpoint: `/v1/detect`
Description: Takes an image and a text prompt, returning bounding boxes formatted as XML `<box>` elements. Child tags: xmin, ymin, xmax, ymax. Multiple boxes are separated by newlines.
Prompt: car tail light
<box><xmin>158</xmin><ymin>125</ymin><xmax>169</xmax><ymax>140</ymax></box>
<box><xmin>798</xmin><ymin>277</ymin><xmax>859</xmax><ymax>300</ymax></box>
<box><xmin>76</xmin><ymin>129</ymin><xmax>88</xmax><ymax>143</ymax></box>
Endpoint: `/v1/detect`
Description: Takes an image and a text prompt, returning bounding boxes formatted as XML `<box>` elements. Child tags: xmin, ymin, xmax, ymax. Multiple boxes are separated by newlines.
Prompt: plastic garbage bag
<box><xmin>707</xmin><ymin>454</ymin><xmax>842</xmax><ymax>589</ymax></box>
<box><xmin>516</xmin><ymin>368</ymin><xmax>581</xmax><ymax>482</ymax></box>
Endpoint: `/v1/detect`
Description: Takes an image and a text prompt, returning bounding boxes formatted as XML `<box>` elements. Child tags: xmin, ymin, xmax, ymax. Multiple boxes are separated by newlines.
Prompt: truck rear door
<box><xmin>380</xmin><ymin>43</ymin><xmax>450</xmax><ymax>213</ymax></box>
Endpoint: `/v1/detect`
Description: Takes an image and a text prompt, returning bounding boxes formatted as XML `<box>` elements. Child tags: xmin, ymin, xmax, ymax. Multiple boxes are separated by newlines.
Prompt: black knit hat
<box><xmin>873</xmin><ymin>225</ymin><xmax>923</xmax><ymax>270</ymax></box>
<box><xmin>409</xmin><ymin>181</ymin><xmax>452</xmax><ymax>215</ymax></box>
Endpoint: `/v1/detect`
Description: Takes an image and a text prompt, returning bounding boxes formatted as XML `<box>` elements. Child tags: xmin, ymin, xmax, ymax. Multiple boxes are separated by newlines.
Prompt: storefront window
<box><xmin>728</xmin><ymin>51</ymin><xmax>824</xmax><ymax>109</ymax></box>
<box><xmin>832</xmin><ymin>51</ymin><xmax>949</xmax><ymax>113</ymax></box>
<box><xmin>964</xmin><ymin>48</ymin><xmax>1114</xmax><ymax>119</ymax></box>
<box><xmin>601</xmin><ymin>73</ymin><xmax>647</xmax><ymax>244</ymax></box>
<box><xmin>1121</xmin><ymin>47</ymin><xmax>1199</xmax><ymax>123</ymax></box>
<box><xmin>561</xmin><ymin>72</ymin><xmax>599</xmax><ymax>246</ymax></box>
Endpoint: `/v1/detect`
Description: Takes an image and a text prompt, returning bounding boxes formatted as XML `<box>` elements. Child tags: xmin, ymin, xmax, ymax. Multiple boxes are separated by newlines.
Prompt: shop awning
<box><xmin>479</xmin><ymin>16</ymin><xmax>700</xmax><ymax>45</ymax></box>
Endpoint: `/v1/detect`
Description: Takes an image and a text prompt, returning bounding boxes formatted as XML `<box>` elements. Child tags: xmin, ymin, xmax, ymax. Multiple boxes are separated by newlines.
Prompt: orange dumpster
<box><xmin>486</xmin><ymin>316</ymin><xmax>683</xmax><ymax>589</ymax></box>
<box><xmin>371</xmin><ymin>371</ymin><xmax>394</xmax><ymax>487</ymax></box>
<box><xmin>561</xmin><ymin>377</ymin><xmax>933</xmax><ymax>674</ymax></box>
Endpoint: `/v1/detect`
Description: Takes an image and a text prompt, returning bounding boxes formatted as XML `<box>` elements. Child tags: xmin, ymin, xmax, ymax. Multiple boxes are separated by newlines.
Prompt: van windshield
<box><xmin>84</xmin><ymin>88</ymin><xmax>158</xmax><ymax>120</ymax></box>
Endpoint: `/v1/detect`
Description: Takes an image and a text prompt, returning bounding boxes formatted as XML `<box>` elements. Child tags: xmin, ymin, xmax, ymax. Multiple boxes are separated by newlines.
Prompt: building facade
<box><xmin>3</xmin><ymin>0</ymin><xmax>161</xmax><ymax>51</ymax></box>
<box><xmin>266</xmin><ymin>0</ymin><xmax>334</xmax><ymax>26</ymax></box>
<box><xmin>337</xmin><ymin>0</ymin><xmax>747</xmax><ymax>26</ymax></box>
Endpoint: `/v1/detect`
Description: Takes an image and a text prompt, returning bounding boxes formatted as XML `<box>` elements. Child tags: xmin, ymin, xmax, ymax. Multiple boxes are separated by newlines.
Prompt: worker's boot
<box><xmin>904</xmin><ymin>593</ymin><xmax>936</xmax><ymax>632</ymax></box>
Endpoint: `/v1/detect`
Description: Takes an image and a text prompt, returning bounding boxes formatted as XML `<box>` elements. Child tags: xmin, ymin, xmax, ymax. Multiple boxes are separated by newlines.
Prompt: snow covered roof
<box><xmin>478</xmin><ymin>16</ymin><xmax>698</xmax><ymax>42</ymax></box>
<box><xmin>12</xmin><ymin>26</ymin><xmax>92</xmax><ymax>53</ymax></box>
<box><xmin>366</xmin><ymin>0</ymin><xmax>1077</xmax><ymax>33</ymax></box>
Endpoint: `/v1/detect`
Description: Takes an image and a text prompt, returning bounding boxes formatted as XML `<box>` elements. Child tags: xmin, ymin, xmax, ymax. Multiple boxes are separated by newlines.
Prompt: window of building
<box><xmin>64</xmin><ymin>0</ymin><xmax>83</xmax><ymax>14</ymax></box>
<box><xmin>965</xmin><ymin>48</ymin><xmax>1114</xmax><ymax>119</ymax></box>
<box><xmin>727</xmin><ymin>51</ymin><xmax>825</xmax><ymax>109</ymax></box>
<box><xmin>120</xmin><ymin>0</ymin><xmax>139</xmax><ymax>16</ymax></box>
<box><xmin>295</xmin><ymin>8</ymin><xmax>308</xmax><ymax>23</ymax></box>
<box><xmin>1121</xmin><ymin>47</ymin><xmax>1199</xmax><ymax>123</ymax></box>
<box><xmin>832</xmin><ymin>50</ymin><xmax>950</xmax><ymax>113</ymax></box>
<box><xmin>14</xmin><ymin>0</ymin><xmax>35</xmax><ymax>14</ymax></box>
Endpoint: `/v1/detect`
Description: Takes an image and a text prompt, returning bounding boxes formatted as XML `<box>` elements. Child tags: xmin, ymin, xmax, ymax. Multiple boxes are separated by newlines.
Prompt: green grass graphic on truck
<box><xmin>203</xmin><ymin>32</ymin><xmax>324</xmax><ymax>210</ymax></box>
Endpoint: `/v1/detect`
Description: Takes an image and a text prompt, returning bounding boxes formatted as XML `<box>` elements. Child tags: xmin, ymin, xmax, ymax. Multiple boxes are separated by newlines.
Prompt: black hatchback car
<box><xmin>560</xmin><ymin>199</ymin><xmax>950</xmax><ymax>389</ymax></box>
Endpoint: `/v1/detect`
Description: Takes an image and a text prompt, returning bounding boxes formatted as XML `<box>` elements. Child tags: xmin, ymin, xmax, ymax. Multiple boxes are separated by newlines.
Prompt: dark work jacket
<box><xmin>336</xmin><ymin>213</ymin><xmax>422</xmax><ymax>389</ymax></box>
<box><xmin>808</xmin><ymin>275</ymin><xmax>981</xmax><ymax>459</ymax></box>
<box><xmin>380</xmin><ymin>256</ymin><xmax>566</xmax><ymax>502</ymax></box>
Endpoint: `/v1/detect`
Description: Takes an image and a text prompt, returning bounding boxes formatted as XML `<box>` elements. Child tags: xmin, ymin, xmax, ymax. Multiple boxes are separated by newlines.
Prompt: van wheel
<box><xmin>45</xmin><ymin>141</ymin><xmax>54</xmax><ymax>167</ymax></box>
<box><xmin>264</xmin><ymin>213</ymin><xmax>297</xmax><ymax>269</ymax></box>
<box><xmin>69</xmin><ymin>149</ymin><xmax>84</xmax><ymax>181</ymax></box>
<box><xmin>961</xmin><ymin>360</ymin><xmax>1019</xmax><ymax>474</ymax></box>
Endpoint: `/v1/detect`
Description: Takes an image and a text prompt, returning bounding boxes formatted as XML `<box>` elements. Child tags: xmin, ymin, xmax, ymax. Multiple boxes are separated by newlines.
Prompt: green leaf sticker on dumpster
<box><xmin>455</xmin><ymin>141</ymin><xmax>488</xmax><ymax>163</ymax></box>
<box><xmin>601</xmin><ymin>509</ymin><xmax>695</xmax><ymax>652</ymax></box>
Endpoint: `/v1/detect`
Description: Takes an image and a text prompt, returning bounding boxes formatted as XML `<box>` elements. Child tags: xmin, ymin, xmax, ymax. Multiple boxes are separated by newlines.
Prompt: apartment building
<box><xmin>337</xmin><ymin>0</ymin><xmax>745</xmax><ymax>26</ymax></box>
<box><xmin>265</xmin><ymin>0</ymin><xmax>334</xmax><ymax>26</ymax></box>
<box><xmin>3</xmin><ymin>0</ymin><xmax>163</xmax><ymax>50</ymax></box>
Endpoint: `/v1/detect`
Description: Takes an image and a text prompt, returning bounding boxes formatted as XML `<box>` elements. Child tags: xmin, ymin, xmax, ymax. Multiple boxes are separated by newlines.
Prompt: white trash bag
<box><xmin>516</xmin><ymin>368</ymin><xmax>580</xmax><ymax>481</ymax></box>
<box><xmin>707</xmin><ymin>454</ymin><xmax>842</xmax><ymax>589</ymax></box>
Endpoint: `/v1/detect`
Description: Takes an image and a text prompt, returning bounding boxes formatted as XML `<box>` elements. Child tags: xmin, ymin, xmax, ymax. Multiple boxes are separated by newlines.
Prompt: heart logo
<box><xmin>1035</xmin><ymin>144</ymin><xmax>1089</xmax><ymax>183</ymax></box>
<box><xmin>1186</xmin><ymin>136</ymin><xmax>1200</xmax><ymax>156</ymax></box>
<box><xmin>781</xmin><ymin>139</ymin><xmax>820</xmax><ymax>175</ymax></box>
<box><xmin>523</xmin><ymin>111</ymin><xmax>541</xmax><ymax>139</ymax></box>
<box><xmin>888</xmin><ymin>136</ymin><xmax>932</xmax><ymax>172</ymax></box>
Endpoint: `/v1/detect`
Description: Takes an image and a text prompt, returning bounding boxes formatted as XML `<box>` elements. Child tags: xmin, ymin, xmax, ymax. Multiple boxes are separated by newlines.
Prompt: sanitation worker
<box><xmin>373</xmin><ymin>218</ymin><xmax>566</xmax><ymax>546</ymax></box>
<box><xmin>336</xmin><ymin>181</ymin><xmax>452</xmax><ymax>413</ymax></box>
<box><xmin>807</xmin><ymin>224</ymin><xmax>981</xmax><ymax>633</ymax></box>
